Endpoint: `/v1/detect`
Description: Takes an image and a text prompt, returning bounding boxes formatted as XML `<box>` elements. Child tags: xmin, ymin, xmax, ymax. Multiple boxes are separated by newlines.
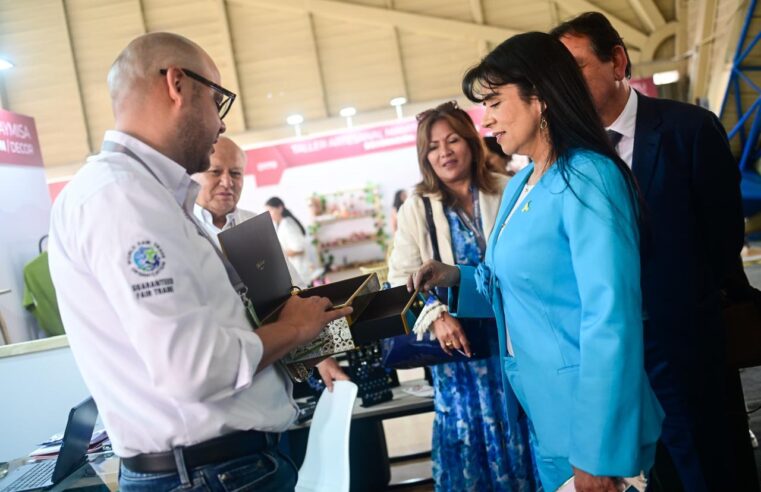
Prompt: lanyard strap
<box><xmin>454</xmin><ymin>186</ymin><xmax>487</xmax><ymax>258</ymax></box>
<box><xmin>100</xmin><ymin>141</ymin><xmax>257</xmax><ymax>321</ymax></box>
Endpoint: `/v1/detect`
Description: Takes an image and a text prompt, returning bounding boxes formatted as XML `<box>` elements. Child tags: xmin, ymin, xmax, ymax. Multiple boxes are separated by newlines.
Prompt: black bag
<box><xmin>381</xmin><ymin>197</ymin><xmax>491</xmax><ymax>369</ymax></box>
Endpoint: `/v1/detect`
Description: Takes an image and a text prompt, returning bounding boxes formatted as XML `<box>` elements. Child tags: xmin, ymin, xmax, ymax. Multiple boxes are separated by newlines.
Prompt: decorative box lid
<box><xmin>218</xmin><ymin>212</ymin><xmax>292</xmax><ymax>320</ymax></box>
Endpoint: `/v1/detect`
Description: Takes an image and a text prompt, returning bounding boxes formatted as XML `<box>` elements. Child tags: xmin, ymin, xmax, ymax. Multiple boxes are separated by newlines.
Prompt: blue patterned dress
<box><xmin>429</xmin><ymin>200</ymin><xmax>538</xmax><ymax>492</ymax></box>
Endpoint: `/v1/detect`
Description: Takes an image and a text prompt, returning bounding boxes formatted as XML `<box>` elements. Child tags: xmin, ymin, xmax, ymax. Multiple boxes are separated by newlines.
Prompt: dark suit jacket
<box><xmin>633</xmin><ymin>90</ymin><xmax>744</xmax><ymax>396</ymax></box>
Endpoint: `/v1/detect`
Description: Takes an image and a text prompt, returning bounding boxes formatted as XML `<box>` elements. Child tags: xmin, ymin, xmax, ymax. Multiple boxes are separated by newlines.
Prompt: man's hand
<box><xmin>256</xmin><ymin>295</ymin><xmax>352</xmax><ymax>373</ymax></box>
<box><xmin>277</xmin><ymin>295</ymin><xmax>352</xmax><ymax>345</ymax></box>
<box><xmin>572</xmin><ymin>467</ymin><xmax>620</xmax><ymax>492</ymax></box>
<box><xmin>316</xmin><ymin>357</ymin><xmax>350</xmax><ymax>392</ymax></box>
<box><xmin>407</xmin><ymin>260</ymin><xmax>460</xmax><ymax>293</ymax></box>
<box><xmin>431</xmin><ymin>313</ymin><xmax>471</xmax><ymax>357</ymax></box>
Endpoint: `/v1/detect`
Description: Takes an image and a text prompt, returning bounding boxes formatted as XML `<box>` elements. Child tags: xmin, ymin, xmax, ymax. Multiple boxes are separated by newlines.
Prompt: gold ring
<box><xmin>445</xmin><ymin>341</ymin><xmax>453</xmax><ymax>347</ymax></box>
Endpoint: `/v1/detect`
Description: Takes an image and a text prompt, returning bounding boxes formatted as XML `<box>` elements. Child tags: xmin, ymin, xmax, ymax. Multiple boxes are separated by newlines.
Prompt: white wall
<box><xmin>0</xmin><ymin>343</ymin><xmax>91</xmax><ymax>461</ymax></box>
<box><xmin>0</xmin><ymin>165</ymin><xmax>51</xmax><ymax>343</ymax></box>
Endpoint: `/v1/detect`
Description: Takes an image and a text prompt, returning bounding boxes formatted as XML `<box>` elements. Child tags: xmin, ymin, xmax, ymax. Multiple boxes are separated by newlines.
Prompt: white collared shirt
<box><xmin>193</xmin><ymin>204</ymin><xmax>257</xmax><ymax>248</ymax></box>
<box><xmin>606</xmin><ymin>87</ymin><xmax>638</xmax><ymax>168</ymax></box>
<box><xmin>48</xmin><ymin>130</ymin><xmax>297</xmax><ymax>458</ymax></box>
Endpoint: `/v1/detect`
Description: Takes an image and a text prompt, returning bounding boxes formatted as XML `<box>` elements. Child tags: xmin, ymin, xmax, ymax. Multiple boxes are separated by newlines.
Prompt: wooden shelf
<box><xmin>310</xmin><ymin>184</ymin><xmax>388</xmax><ymax>270</ymax></box>
<box><xmin>313</xmin><ymin>212</ymin><xmax>375</xmax><ymax>226</ymax></box>
<box><xmin>317</xmin><ymin>237</ymin><xmax>381</xmax><ymax>251</ymax></box>
<box><xmin>318</xmin><ymin>186</ymin><xmax>372</xmax><ymax>197</ymax></box>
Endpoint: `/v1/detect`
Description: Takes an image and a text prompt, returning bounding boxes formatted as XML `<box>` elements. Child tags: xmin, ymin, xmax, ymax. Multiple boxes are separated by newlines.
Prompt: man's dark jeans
<box><xmin>119</xmin><ymin>449</ymin><xmax>298</xmax><ymax>492</ymax></box>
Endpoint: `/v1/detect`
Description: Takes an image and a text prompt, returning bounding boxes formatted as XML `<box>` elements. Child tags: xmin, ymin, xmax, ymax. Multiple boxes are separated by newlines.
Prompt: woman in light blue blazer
<box><xmin>410</xmin><ymin>32</ymin><xmax>663</xmax><ymax>491</ymax></box>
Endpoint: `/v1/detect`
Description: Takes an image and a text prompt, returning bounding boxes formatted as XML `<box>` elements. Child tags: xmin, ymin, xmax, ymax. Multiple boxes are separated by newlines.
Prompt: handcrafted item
<box><xmin>219</xmin><ymin>212</ymin><xmax>416</xmax><ymax>380</ymax></box>
<box><xmin>349</xmin><ymin>285</ymin><xmax>424</xmax><ymax>345</ymax></box>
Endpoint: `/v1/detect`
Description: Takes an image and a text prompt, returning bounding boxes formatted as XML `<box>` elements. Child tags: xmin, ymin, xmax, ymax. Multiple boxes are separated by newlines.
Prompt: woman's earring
<box><xmin>539</xmin><ymin>117</ymin><xmax>548</xmax><ymax>130</ymax></box>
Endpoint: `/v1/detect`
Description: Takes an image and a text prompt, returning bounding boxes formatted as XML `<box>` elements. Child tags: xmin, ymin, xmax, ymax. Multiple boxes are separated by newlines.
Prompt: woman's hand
<box><xmin>316</xmin><ymin>357</ymin><xmax>350</xmax><ymax>392</ymax></box>
<box><xmin>572</xmin><ymin>467</ymin><xmax>621</xmax><ymax>492</ymax></box>
<box><xmin>431</xmin><ymin>312</ymin><xmax>472</xmax><ymax>357</ymax></box>
<box><xmin>407</xmin><ymin>260</ymin><xmax>460</xmax><ymax>293</ymax></box>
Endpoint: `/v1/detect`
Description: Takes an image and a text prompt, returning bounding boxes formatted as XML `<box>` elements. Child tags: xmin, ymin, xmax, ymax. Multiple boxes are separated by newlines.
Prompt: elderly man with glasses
<box><xmin>48</xmin><ymin>32</ymin><xmax>350</xmax><ymax>492</ymax></box>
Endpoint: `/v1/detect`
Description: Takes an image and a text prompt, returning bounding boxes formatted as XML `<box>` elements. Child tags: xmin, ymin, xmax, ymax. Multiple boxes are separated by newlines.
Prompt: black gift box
<box><xmin>350</xmin><ymin>286</ymin><xmax>425</xmax><ymax>345</ymax></box>
<box><xmin>218</xmin><ymin>212</ymin><xmax>421</xmax><ymax>351</ymax></box>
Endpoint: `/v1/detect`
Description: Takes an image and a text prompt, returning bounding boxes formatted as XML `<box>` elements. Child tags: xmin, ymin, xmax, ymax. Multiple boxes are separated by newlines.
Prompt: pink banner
<box><xmin>246</xmin><ymin>106</ymin><xmax>486</xmax><ymax>187</ymax></box>
<box><xmin>48</xmin><ymin>105</ymin><xmax>488</xmax><ymax>195</ymax></box>
<box><xmin>0</xmin><ymin>109</ymin><xmax>43</xmax><ymax>167</ymax></box>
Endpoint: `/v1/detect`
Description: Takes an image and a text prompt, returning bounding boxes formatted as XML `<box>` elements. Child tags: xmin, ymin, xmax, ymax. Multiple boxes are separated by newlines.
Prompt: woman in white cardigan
<box><xmin>388</xmin><ymin>102</ymin><xmax>537</xmax><ymax>491</ymax></box>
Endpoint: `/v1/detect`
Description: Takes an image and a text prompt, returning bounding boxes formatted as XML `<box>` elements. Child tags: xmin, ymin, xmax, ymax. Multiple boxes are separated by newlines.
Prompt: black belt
<box><xmin>122</xmin><ymin>430</ymin><xmax>279</xmax><ymax>474</ymax></box>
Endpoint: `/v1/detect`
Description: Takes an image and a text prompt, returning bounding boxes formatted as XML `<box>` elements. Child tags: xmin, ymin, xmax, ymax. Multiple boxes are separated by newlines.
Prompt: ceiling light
<box><xmin>286</xmin><ymin>114</ymin><xmax>304</xmax><ymax>137</ymax></box>
<box><xmin>339</xmin><ymin>107</ymin><xmax>356</xmax><ymax>117</ymax></box>
<box><xmin>286</xmin><ymin>114</ymin><xmax>304</xmax><ymax>125</ymax></box>
<box><xmin>0</xmin><ymin>58</ymin><xmax>13</xmax><ymax>71</ymax></box>
<box><xmin>389</xmin><ymin>97</ymin><xmax>407</xmax><ymax>119</ymax></box>
<box><xmin>652</xmin><ymin>70</ymin><xmax>679</xmax><ymax>86</ymax></box>
<box><xmin>340</xmin><ymin>107</ymin><xmax>356</xmax><ymax>128</ymax></box>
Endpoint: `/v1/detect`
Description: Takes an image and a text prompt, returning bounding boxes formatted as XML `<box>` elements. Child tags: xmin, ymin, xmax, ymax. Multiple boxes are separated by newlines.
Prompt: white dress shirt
<box><xmin>606</xmin><ymin>87</ymin><xmax>638</xmax><ymax>168</ymax></box>
<box><xmin>48</xmin><ymin>130</ymin><xmax>297</xmax><ymax>458</ymax></box>
<box><xmin>193</xmin><ymin>204</ymin><xmax>257</xmax><ymax>246</ymax></box>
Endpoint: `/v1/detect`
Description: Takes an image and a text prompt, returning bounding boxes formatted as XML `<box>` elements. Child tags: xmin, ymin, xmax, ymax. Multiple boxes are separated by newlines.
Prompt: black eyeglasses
<box><xmin>416</xmin><ymin>100</ymin><xmax>462</xmax><ymax>122</ymax></box>
<box><xmin>159</xmin><ymin>68</ymin><xmax>236</xmax><ymax>120</ymax></box>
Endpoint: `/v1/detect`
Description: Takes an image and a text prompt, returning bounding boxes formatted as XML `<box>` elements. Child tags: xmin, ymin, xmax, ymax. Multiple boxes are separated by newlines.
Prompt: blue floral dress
<box><xmin>429</xmin><ymin>200</ymin><xmax>538</xmax><ymax>492</ymax></box>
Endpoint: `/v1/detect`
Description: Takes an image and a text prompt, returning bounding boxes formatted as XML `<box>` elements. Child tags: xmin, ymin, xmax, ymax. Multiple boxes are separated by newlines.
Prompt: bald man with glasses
<box><xmin>48</xmin><ymin>32</ymin><xmax>350</xmax><ymax>491</ymax></box>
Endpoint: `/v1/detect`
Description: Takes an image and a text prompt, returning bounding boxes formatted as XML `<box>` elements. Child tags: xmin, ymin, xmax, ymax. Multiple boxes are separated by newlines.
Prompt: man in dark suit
<box><xmin>551</xmin><ymin>12</ymin><xmax>746</xmax><ymax>492</ymax></box>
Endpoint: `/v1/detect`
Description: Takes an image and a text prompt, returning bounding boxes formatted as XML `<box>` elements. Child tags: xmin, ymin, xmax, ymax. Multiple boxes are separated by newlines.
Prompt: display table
<box><xmin>0</xmin><ymin>380</ymin><xmax>434</xmax><ymax>491</ymax></box>
<box><xmin>290</xmin><ymin>379</ymin><xmax>434</xmax><ymax>429</ymax></box>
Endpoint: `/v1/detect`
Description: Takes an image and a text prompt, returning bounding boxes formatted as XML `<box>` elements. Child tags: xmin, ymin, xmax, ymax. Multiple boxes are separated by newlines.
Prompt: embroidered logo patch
<box><xmin>128</xmin><ymin>241</ymin><xmax>165</xmax><ymax>276</ymax></box>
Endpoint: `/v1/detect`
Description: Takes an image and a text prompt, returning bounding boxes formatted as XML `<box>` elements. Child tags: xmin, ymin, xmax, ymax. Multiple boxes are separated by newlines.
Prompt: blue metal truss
<box><xmin>720</xmin><ymin>0</ymin><xmax>761</xmax><ymax>216</ymax></box>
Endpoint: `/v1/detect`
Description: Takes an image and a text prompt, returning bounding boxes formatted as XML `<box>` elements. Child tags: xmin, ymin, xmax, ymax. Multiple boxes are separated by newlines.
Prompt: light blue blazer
<box><xmin>450</xmin><ymin>150</ymin><xmax>663</xmax><ymax>478</ymax></box>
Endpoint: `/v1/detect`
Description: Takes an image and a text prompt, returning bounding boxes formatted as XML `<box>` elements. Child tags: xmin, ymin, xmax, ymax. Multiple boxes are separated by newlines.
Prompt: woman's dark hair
<box><xmin>392</xmin><ymin>189</ymin><xmax>407</xmax><ymax>211</ymax></box>
<box><xmin>414</xmin><ymin>101</ymin><xmax>500</xmax><ymax>207</ymax></box>
<box><xmin>549</xmin><ymin>12</ymin><xmax>632</xmax><ymax>79</ymax></box>
<box><xmin>462</xmin><ymin>31</ymin><xmax>644</xmax><ymax>228</ymax></box>
<box><xmin>265</xmin><ymin>196</ymin><xmax>306</xmax><ymax>236</ymax></box>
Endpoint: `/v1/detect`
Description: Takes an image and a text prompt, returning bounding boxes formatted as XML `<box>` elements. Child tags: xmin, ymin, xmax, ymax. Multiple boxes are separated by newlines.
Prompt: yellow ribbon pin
<box><xmin>521</xmin><ymin>201</ymin><xmax>531</xmax><ymax>213</ymax></box>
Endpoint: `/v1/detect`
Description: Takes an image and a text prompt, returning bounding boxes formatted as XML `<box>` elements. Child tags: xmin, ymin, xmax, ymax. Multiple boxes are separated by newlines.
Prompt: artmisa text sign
<box><xmin>0</xmin><ymin>109</ymin><xmax>43</xmax><ymax>167</ymax></box>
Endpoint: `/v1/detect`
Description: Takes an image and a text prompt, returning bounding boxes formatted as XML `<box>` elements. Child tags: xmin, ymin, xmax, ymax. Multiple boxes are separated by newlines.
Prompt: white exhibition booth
<box><xmin>239</xmin><ymin>106</ymin><xmax>486</xmax><ymax>223</ymax></box>
<box><xmin>0</xmin><ymin>109</ymin><xmax>90</xmax><ymax>462</ymax></box>
<box><xmin>0</xmin><ymin>108</ymin><xmax>51</xmax><ymax>343</ymax></box>
<box><xmin>237</xmin><ymin>106</ymin><xmax>487</xmax><ymax>272</ymax></box>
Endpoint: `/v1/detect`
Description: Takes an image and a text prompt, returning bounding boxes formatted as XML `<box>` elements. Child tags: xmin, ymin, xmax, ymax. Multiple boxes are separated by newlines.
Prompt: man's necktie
<box><xmin>606</xmin><ymin>129</ymin><xmax>623</xmax><ymax>148</ymax></box>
